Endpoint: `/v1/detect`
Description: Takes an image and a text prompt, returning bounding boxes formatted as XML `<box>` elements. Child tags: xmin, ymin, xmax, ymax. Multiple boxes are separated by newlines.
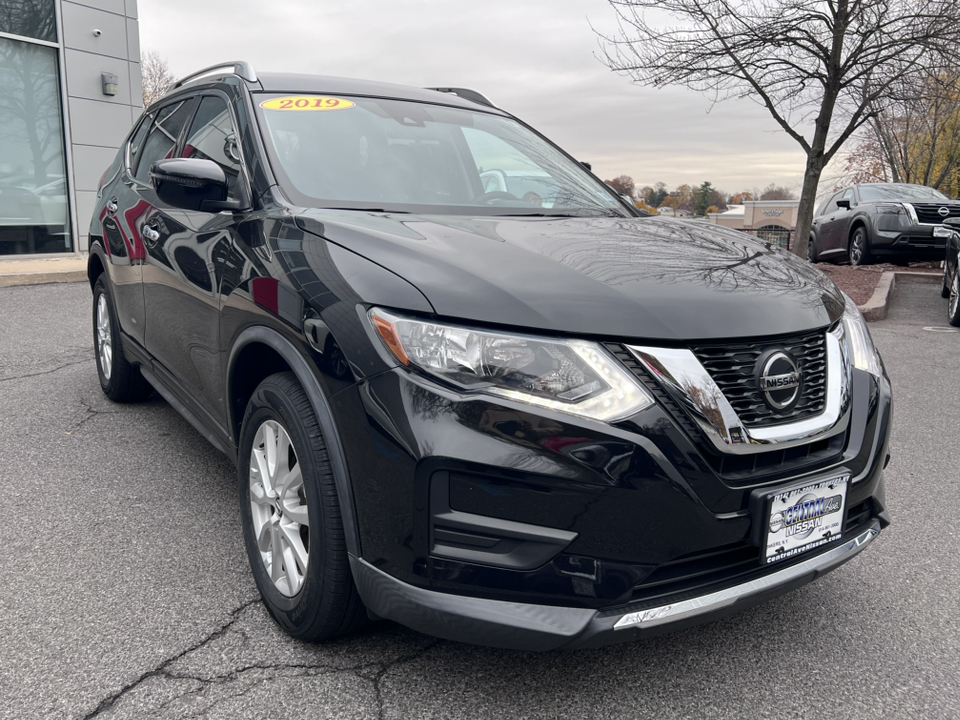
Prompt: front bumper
<box><xmin>350</xmin><ymin>520</ymin><xmax>882</xmax><ymax>650</ymax></box>
<box><xmin>334</xmin><ymin>347</ymin><xmax>892</xmax><ymax>648</ymax></box>
<box><xmin>872</xmin><ymin>223</ymin><xmax>949</xmax><ymax>257</ymax></box>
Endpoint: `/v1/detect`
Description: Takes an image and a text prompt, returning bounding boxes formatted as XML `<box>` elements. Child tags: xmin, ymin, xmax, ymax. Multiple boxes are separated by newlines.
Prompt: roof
<box><xmin>254</xmin><ymin>72</ymin><xmax>506</xmax><ymax>114</ymax></box>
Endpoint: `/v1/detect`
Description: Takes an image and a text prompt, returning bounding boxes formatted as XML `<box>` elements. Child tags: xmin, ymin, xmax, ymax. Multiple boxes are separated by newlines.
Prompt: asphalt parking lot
<box><xmin>0</xmin><ymin>278</ymin><xmax>957</xmax><ymax>720</ymax></box>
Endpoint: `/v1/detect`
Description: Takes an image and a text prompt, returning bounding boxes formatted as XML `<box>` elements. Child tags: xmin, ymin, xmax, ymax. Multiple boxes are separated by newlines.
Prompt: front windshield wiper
<box><xmin>496</xmin><ymin>209</ymin><xmax>627</xmax><ymax>218</ymax></box>
<box><xmin>321</xmin><ymin>207</ymin><xmax>411</xmax><ymax>214</ymax></box>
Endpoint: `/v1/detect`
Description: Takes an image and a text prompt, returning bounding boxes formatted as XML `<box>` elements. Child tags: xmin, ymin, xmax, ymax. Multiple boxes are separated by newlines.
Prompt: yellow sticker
<box><xmin>260</xmin><ymin>96</ymin><xmax>356</xmax><ymax>112</ymax></box>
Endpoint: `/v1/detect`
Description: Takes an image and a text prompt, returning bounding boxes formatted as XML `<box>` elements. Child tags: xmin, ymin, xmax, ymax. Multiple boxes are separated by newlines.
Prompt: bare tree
<box><xmin>598</xmin><ymin>0</ymin><xmax>960</xmax><ymax>258</ymax></box>
<box><xmin>141</xmin><ymin>51</ymin><xmax>176</xmax><ymax>108</ymax></box>
<box><xmin>865</xmin><ymin>70</ymin><xmax>960</xmax><ymax>191</ymax></box>
<box><xmin>759</xmin><ymin>184</ymin><xmax>797</xmax><ymax>201</ymax></box>
<box><xmin>604</xmin><ymin>174</ymin><xmax>637</xmax><ymax>198</ymax></box>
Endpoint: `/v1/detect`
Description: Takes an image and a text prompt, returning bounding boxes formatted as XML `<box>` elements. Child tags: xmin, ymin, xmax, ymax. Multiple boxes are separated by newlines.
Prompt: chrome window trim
<box><xmin>626</xmin><ymin>327</ymin><xmax>849</xmax><ymax>455</ymax></box>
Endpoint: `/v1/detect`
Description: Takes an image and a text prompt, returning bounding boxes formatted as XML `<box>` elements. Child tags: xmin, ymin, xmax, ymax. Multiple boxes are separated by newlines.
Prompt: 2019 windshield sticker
<box><xmin>260</xmin><ymin>96</ymin><xmax>356</xmax><ymax>112</ymax></box>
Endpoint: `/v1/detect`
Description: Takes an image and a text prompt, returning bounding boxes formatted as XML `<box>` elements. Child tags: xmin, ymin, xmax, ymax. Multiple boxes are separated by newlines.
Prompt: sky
<box><xmin>138</xmin><ymin>0</ymin><xmax>810</xmax><ymax>196</ymax></box>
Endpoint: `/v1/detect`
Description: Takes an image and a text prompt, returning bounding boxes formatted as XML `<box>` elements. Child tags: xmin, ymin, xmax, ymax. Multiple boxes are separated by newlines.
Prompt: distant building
<box><xmin>708</xmin><ymin>200</ymin><xmax>800</xmax><ymax>248</ymax></box>
<box><xmin>1</xmin><ymin>0</ymin><xmax>143</xmax><ymax>257</ymax></box>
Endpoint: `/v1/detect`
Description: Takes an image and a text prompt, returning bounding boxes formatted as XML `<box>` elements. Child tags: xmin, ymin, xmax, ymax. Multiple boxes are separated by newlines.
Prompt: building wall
<box><xmin>61</xmin><ymin>0</ymin><xmax>143</xmax><ymax>253</ymax></box>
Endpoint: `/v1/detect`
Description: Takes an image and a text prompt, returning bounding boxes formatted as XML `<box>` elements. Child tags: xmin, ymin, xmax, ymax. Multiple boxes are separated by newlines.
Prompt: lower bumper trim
<box><xmin>614</xmin><ymin>523</ymin><xmax>879</xmax><ymax>631</ymax></box>
<box><xmin>350</xmin><ymin>519</ymin><xmax>882</xmax><ymax>651</ymax></box>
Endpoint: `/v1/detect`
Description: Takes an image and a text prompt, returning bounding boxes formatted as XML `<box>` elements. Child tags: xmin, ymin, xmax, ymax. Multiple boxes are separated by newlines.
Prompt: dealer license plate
<box><xmin>764</xmin><ymin>475</ymin><xmax>848</xmax><ymax>564</ymax></box>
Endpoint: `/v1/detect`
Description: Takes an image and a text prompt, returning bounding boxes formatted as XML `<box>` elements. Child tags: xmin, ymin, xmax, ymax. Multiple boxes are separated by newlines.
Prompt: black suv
<box><xmin>810</xmin><ymin>182</ymin><xmax>960</xmax><ymax>265</ymax></box>
<box><xmin>88</xmin><ymin>62</ymin><xmax>891</xmax><ymax>650</ymax></box>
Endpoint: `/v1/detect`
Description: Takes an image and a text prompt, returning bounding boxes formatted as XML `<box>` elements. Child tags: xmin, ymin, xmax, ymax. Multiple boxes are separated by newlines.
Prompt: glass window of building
<box><xmin>0</xmin><ymin>35</ymin><xmax>70</xmax><ymax>255</ymax></box>
<box><xmin>0</xmin><ymin>0</ymin><xmax>58</xmax><ymax>43</ymax></box>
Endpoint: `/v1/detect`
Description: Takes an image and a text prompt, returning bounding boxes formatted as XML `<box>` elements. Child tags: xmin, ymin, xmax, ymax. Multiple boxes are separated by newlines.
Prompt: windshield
<box><xmin>859</xmin><ymin>184</ymin><xmax>949</xmax><ymax>202</ymax></box>
<box><xmin>254</xmin><ymin>94</ymin><xmax>627</xmax><ymax>216</ymax></box>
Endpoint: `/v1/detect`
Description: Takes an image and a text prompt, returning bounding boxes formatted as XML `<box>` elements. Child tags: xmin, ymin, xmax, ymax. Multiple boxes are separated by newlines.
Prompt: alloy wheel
<box><xmin>96</xmin><ymin>294</ymin><xmax>113</xmax><ymax>381</ymax></box>
<box><xmin>850</xmin><ymin>233</ymin><xmax>864</xmax><ymax>265</ymax></box>
<box><xmin>951</xmin><ymin>271</ymin><xmax>959</xmax><ymax>319</ymax></box>
<box><xmin>249</xmin><ymin>419</ymin><xmax>310</xmax><ymax>597</ymax></box>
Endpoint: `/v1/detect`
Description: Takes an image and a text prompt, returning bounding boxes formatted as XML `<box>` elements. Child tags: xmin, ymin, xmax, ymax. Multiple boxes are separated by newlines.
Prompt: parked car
<box><xmin>942</xmin><ymin>218</ymin><xmax>960</xmax><ymax>325</ymax></box>
<box><xmin>88</xmin><ymin>62</ymin><xmax>891</xmax><ymax>650</ymax></box>
<box><xmin>810</xmin><ymin>182</ymin><xmax>960</xmax><ymax>265</ymax></box>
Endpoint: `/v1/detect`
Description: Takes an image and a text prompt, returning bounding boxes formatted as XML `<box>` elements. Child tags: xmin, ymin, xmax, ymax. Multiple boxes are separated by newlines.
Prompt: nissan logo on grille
<box><xmin>756</xmin><ymin>351</ymin><xmax>801</xmax><ymax>411</ymax></box>
<box><xmin>939</xmin><ymin>206</ymin><xmax>950</xmax><ymax>217</ymax></box>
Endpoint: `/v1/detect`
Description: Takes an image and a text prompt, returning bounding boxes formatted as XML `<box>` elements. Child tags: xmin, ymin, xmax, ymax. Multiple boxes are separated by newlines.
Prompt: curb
<box><xmin>858</xmin><ymin>270</ymin><xmax>939</xmax><ymax>322</ymax></box>
<box><xmin>0</xmin><ymin>270</ymin><xmax>87</xmax><ymax>289</ymax></box>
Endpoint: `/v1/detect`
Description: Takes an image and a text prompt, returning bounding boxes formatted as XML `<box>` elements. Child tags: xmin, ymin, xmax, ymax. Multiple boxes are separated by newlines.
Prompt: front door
<box><xmin>141</xmin><ymin>94</ymin><xmax>248</xmax><ymax>428</ymax></box>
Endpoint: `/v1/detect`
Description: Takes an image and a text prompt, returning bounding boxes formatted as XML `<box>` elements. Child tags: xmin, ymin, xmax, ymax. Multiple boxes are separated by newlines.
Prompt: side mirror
<box><xmin>943</xmin><ymin>217</ymin><xmax>960</xmax><ymax>228</ymax></box>
<box><xmin>836</xmin><ymin>199</ymin><xmax>851</xmax><ymax>210</ymax></box>
<box><xmin>151</xmin><ymin>158</ymin><xmax>247</xmax><ymax>212</ymax></box>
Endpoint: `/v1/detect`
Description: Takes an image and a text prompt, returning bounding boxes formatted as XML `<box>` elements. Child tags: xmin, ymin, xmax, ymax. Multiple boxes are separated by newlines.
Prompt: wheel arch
<box><xmin>87</xmin><ymin>238</ymin><xmax>106</xmax><ymax>289</ymax></box>
<box><xmin>848</xmin><ymin>217</ymin><xmax>869</xmax><ymax>244</ymax></box>
<box><xmin>227</xmin><ymin>326</ymin><xmax>361</xmax><ymax>557</ymax></box>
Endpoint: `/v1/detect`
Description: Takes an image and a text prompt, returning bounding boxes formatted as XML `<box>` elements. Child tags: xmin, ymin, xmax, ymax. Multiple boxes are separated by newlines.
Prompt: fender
<box><xmin>227</xmin><ymin>325</ymin><xmax>362</xmax><ymax>557</ymax></box>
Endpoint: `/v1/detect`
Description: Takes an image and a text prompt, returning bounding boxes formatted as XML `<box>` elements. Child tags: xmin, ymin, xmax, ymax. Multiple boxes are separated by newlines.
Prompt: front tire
<box><xmin>942</xmin><ymin>261</ymin><xmax>951</xmax><ymax>299</ymax></box>
<box><xmin>948</xmin><ymin>269</ymin><xmax>960</xmax><ymax>327</ymax></box>
<box><xmin>238</xmin><ymin>372</ymin><xmax>367</xmax><ymax>641</ymax></box>
<box><xmin>93</xmin><ymin>276</ymin><xmax>152</xmax><ymax>402</ymax></box>
<box><xmin>848</xmin><ymin>227</ymin><xmax>871</xmax><ymax>266</ymax></box>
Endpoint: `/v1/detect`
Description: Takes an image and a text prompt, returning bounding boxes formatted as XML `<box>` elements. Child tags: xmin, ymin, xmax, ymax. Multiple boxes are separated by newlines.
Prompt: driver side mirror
<box><xmin>151</xmin><ymin>158</ymin><xmax>249</xmax><ymax>213</ymax></box>
<box><xmin>837</xmin><ymin>199</ymin><xmax>851</xmax><ymax>210</ymax></box>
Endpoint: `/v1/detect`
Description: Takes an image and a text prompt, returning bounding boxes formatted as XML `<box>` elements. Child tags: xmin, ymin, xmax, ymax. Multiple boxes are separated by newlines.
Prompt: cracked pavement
<box><xmin>1</xmin><ymin>281</ymin><xmax>958</xmax><ymax>719</ymax></box>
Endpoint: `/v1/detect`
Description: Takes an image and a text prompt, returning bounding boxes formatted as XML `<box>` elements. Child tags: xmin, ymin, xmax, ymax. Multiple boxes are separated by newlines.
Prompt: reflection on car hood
<box><xmin>298</xmin><ymin>211</ymin><xmax>845</xmax><ymax>341</ymax></box>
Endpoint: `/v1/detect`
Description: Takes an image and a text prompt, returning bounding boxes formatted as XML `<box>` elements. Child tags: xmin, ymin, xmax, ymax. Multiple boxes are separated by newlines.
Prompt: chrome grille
<box><xmin>690</xmin><ymin>330</ymin><xmax>827</xmax><ymax>427</ymax></box>
<box><xmin>912</xmin><ymin>203</ymin><xmax>960</xmax><ymax>224</ymax></box>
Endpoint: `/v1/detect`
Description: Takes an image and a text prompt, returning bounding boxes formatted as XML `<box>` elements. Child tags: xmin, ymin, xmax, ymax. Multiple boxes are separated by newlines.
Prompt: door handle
<box><xmin>106</xmin><ymin>198</ymin><xmax>118</xmax><ymax>213</ymax></box>
<box><xmin>142</xmin><ymin>224</ymin><xmax>160</xmax><ymax>243</ymax></box>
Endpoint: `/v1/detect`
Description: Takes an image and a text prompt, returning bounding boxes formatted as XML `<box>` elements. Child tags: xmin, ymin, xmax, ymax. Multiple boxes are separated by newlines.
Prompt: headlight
<box><xmin>875</xmin><ymin>203</ymin><xmax>909</xmax><ymax>227</ymax></box>
<box><xmin>839</xmin><ymin>293</ymin><xmax>883</xmax><ymax>376</ymax></box>
<box><xmin>369</xmin><ymin>308</ymin><xmax>654</xmax><ymax>421</ymax></box>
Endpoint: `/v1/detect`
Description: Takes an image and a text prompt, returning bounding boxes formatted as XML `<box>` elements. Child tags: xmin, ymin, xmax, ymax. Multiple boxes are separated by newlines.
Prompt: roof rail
<box><xmin>425</xmin><ymin>87</ymin><xmax>495</xmax><ymax>109</ymax></box>
<box><xmin>173</xmin><ymin>61</ymin><xmax>258</xmax><ymax>89</ymax></box>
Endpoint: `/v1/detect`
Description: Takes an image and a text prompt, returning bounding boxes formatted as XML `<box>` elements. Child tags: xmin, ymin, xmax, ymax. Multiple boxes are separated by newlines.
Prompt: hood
<box><xmin>298</xmin><ymin>211</ymin><xmax>845</xmax><ymax>342</ymax></box>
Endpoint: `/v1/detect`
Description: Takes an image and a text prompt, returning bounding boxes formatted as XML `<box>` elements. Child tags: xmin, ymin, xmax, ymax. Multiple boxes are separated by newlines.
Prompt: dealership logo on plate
<box><xmin>769</xmin><ymin>492</ymin><xmax>844</xmax><ymax>539</ymax></box>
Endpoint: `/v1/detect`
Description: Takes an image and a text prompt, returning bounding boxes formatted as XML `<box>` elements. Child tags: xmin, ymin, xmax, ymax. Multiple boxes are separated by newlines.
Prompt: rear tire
<box><xmin>238</xmin><ymin>372</ymin><xmax>367</xmax><ymax>641</ymax></box>
<box><xmin>808</xmin><ymin>235</ymin><xmax>819</xmax><ymax>263</ymax></box>
<box><xmin>848</xmin><ymin>227</ymin><xmax>871</xmax><ymax>266</ymax></box>
<box><xmin>93</xmin><ymin>276</ymin><xmax>152</xmax><ymax>402</ymax></box>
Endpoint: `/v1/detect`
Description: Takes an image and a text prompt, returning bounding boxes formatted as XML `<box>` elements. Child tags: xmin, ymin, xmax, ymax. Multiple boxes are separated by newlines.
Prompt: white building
<box><xmin>708</xmin><ymin>200</ymin><xmax>801</xmax><ymax>248</ymax></box>
<box><xmin>0</xmin><ymin>0</ymin><xmax>143</xmax><ymax>257</ymax></box>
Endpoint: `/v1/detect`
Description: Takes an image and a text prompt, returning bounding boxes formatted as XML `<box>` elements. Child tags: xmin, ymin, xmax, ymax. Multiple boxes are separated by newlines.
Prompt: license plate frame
<box><xmin>763</xmin><ymin>475</ymin><xmax>849</xmax><ymax>564</ymax></box>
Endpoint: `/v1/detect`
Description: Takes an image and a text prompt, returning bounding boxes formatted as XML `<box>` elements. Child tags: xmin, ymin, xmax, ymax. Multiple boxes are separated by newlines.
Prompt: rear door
<box><xmin>100</xmin><ymin>111</ymin><xmax>153</xmax><ymax>345</ymax></box>
<box><xmin>141</xmin><ymin>93</ymin><xmax>248</xmax><ymax>426</ymax></box>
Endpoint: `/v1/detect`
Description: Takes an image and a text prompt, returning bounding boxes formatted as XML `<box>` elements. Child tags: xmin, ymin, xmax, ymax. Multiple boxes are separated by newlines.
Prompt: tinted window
<box><xmin>820</xmin><ymin>193</ymin><xmax>842</xmax><ymax>215</ymax></box>
<box><xmin>180</xmin><ymin>96</ymin><xmax>241</xmax><ymax>199</ymax></box>
<box><xmin>127</xmin><ymin>113</ymin><xmax>153</xmax><ymax>171</ymax></box>
<box><xmin>0</xmin><ymin>0</ymin><xmax>57</xmax><ymax>43</ymax></box>
<box><xmin>134</xmin><ymin>100</ymin><xmax>195</xmax><ymax>183</ymax></box>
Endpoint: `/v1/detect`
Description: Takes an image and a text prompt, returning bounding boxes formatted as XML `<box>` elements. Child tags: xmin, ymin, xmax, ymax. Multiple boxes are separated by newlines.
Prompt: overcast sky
<box><xmin>139</xmin><ymin>0</ymin><xmax>809</xmax><ymax>195</ymax></box>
